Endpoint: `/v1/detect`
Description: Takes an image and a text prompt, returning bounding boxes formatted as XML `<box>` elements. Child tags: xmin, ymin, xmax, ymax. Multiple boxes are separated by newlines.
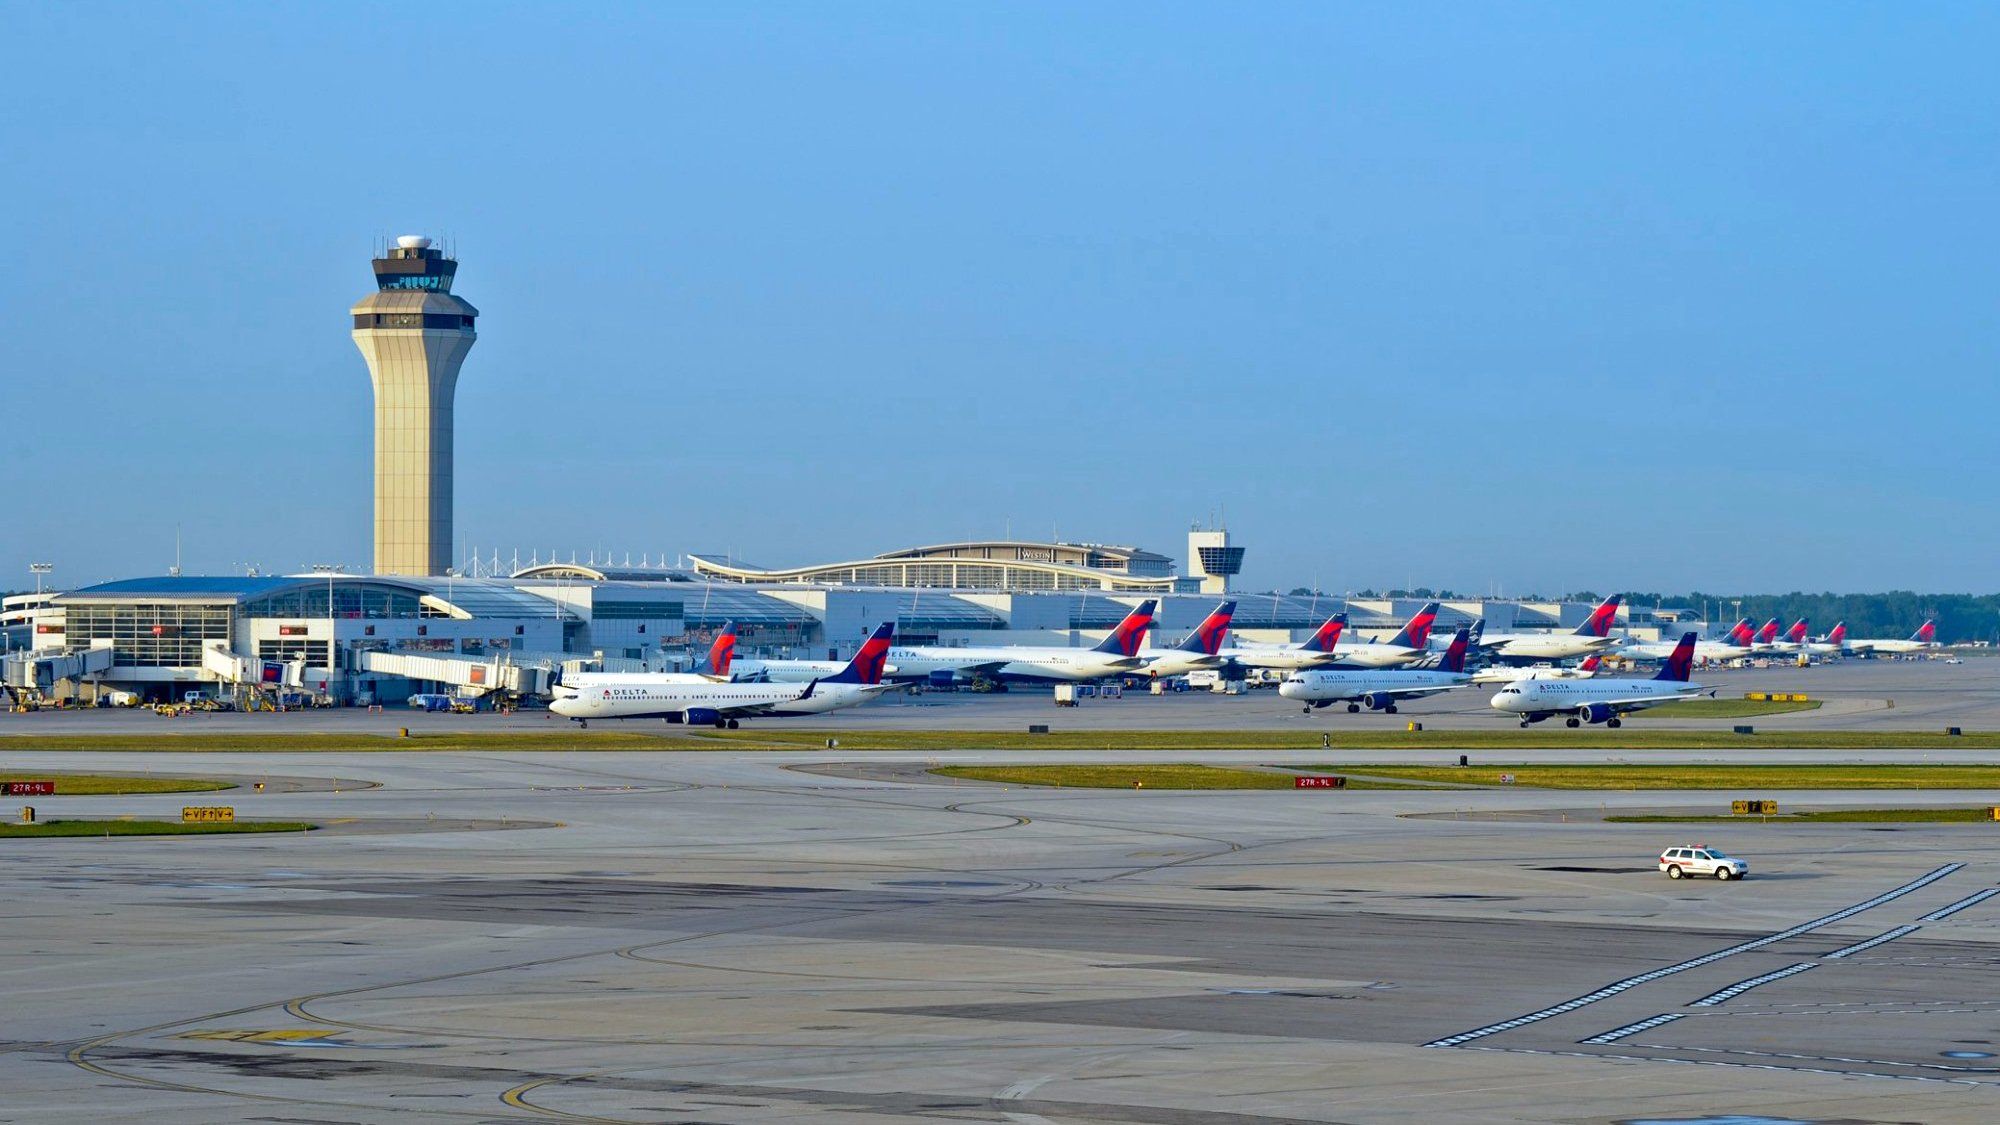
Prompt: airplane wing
<box><xmin>1597</xmin><ymin>691</ymin><xmax>1705</xmax><ymax>714</ymax></box>
<box><xmin>1378</xmin><ymin>684</ymin><xmax>1457</xmax><ymax>700</ymax></box>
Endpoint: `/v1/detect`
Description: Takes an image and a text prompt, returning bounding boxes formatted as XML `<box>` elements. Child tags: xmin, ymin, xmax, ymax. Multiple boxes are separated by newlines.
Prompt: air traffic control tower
<box><xmin>351</xmin><ymin>236</ymin><xmax>477</xmax><ymax>577</ymax></box>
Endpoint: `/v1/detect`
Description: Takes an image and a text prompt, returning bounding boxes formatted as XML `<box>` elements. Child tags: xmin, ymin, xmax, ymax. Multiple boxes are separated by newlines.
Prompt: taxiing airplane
<box><xmin>1279</xmin><ymin>627</ymin><xmax>1472</xmax><ymax>715</ymax></box>
<box><xmin>1490</xmin><ymin>632</ymin><xmax>1705</xmax><ymax>728</ymax></box>
<box><xmin>1844</xmin><ymin>619</ymin><xmax>1939</xmax><ymax>655</ymax></box>
<box><xmin>879</xmin><ymin>600</ymin><xmax>1158</xmax><ymax>684</ymax></box>
<box><xmin>550</xmin><ymin>623</ymin><xmax>898</xmax><ymax>728</ymax></box>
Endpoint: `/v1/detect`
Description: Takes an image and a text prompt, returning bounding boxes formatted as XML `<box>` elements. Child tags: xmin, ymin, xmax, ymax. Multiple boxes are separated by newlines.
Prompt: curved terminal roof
<box><xmin>683</xmin><ymin>549</ymin><xmax>1179</xmax><ymax>593</ymax></box>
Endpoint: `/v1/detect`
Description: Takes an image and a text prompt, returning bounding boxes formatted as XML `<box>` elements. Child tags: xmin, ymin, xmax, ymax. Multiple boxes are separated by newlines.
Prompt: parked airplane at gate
<box><xmin>551</xmin><ymin>623</ymin><xmax>898</xmax><ymax>727</ymax></box>
<box><xmin>879</xmin><ymin>600</ymin><xmax>1158</xmax><ymax>684</ymax></box>
<box><xmin>551</xmin><ymin>624</ymin><xmax>742</xmax><ymax>692</ymax></box>
<box><xmin>1221</xmin><ymin>615</ymin><xmax>1349</xmax><ymax>672</ymax></box>
<box><xmin>1769</xmin><ymin>618</ymin><xmax>1841</xmax><ymax>659</ymax></box>
<box><xmin>1279</xmin><ymin>627</ymin><xmax>1472</xmax><ymax>714</ymax></box>
<box><xmin>1617</xmin><ymin>618</ymin><xmax>1757</xmax><ymax>664</ymax></box>
<box><xmin>1319</xmin><ymin>602</ymin><xmax>1441</xmax><ymax>668</ymax></box>
<box><xmin>1490</xmin><ymin>632</ymin><xmax>1706</xmax><ymax>728</ymax></box>
<box><xmin>726</xmin><ymin>622</ymin><xmax>903</xmax><ymax>684</ymax></box>
<box><xmin>1137</xmin><ymin>601</ymin><xmax>1236</xmax><ymax>678</ymax></box>
<box><xmin>1470</xmin><ymin>654</ymin><xmax>1602</xmax><ymax>686</ymax></box>
<box><xmin>1844</xmin><ymin>619</ymin><xmax>1939</xmax><ymax>655</ymax></box>
<box><xmin>1466</xmin><ymin>596</ymin><xmax>1624</xmax><ymax>662</ymax></box>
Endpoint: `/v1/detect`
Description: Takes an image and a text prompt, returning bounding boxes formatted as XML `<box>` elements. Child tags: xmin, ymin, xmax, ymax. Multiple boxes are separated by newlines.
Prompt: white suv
<box><xmin>1659</xmin><ymin>845</ymin><xmax>1748</xmax><ymax>881</ymax></box>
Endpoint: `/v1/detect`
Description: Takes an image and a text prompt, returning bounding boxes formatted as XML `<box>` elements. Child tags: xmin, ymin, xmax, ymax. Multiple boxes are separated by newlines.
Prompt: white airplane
<box><xmin>1136</xmin><ymin>601</ymin><xmax>1236</xmax><ymax>678</ymax></box>
<box><xmin>722</xmin><ymin>622</ymin><xmax>903</xmax><ymax>684</ymax></box>
<box><xmin>1463</xmin><ymin>595</ymin><xmax>1624</xmax><ymax>662</ymax></box>
<box><xmin>1221</xmin><ymin>614</ymin><xmax>1350</xmax><ymax>672</ymax></box>
<box><xmin>552</xmin><ymin>625</ymin><xmax>741</xmax><ymax>690</ymax></box>
<box><xmin>1767</xmin><ymin>618</ymin><xmax>1842</xmax><ymax>659</ymax></box>
<box><xmin>1279</xmin><ymin>627</ymin><xmax>1473</xmax><ymax>714</ymax></box>
<box><xmin>880</xmin><ymin>600</ymin><xmax>1158</xmax><ymax>684</ymax></box>
<box><xmin>1320</xmin><ymin>602</ymin><xmax>1443</xmax><ymax>669</ymax></box>
<box><xmin>1617</xmin><ymin>618</ymin><xmax>1758</xmax><ymax>664</ymax></box>
<box><xmin>1469</xmin><ymin>654</ymin><xmax>1603</xmax><ymax>686</ymax></box>
<box><xmin>1490</xmin><ymin>632</ymin><xmax>1706</xmax><ymax>728</ymax></box>
<box><xmin>550</xmin><ymin>623</ymin><xmax>898</xmax><ymax>728</ymax></box>
<box><xmin>1844</xmin><ymin>619</ymin><xmax>1939</xmax><ymax>655</ymax></box>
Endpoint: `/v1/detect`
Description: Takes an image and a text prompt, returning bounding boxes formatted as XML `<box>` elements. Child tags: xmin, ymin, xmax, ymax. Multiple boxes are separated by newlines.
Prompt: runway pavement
<box><xmin>3</xmin><ymin>744</ymin><xmax>2000</xmax><ymax>1122</ymax></box>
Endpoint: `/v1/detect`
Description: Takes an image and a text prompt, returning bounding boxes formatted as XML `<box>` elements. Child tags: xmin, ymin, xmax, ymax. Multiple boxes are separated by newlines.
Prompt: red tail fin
<box><xmin>1915</xmin><ymin>619</ymin><xmax>1937</xmax><ymax>643</ymax></box>
<box><xmin>1579</xmin><ymin>655</ymin><xmax>1601</xmax><ymax>673</ymax></box>
<box><xmin>707</xmin><ymin>622</ymin><xmax>737</xmax><ymax>676</ymax></box>
<box><xmin>1785</xmin><ymin>619</ymin><xmax>1808</xmax><ymax>644</ymax></box>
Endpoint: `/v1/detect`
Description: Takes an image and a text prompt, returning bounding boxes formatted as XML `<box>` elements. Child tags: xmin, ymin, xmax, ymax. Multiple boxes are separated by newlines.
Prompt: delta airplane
<box><xmin>1769</xmin><ymin>619</ymin><xmax>1841</xmax><ymax>659</ymax></box>
<box><xmin>724</xmin><ymin>622</ymin><xmax>904</xmax><ymax>684</ymax></box>
<box><xmin>1279</xmin><ymin>627</ymin><xmax>1472</xmax><ymax>714</ymax></box>
<box><xmin>879</xmin><ymin>600</ymin><xmax>1158</xmax><ymax>684</ymax></box>
<box><xmin>1220</xmin><ymin>615</ymin><xmax>1349</xmax><ymax>672</ymax></box>
<box><xmin>550</xmin><ymin>623</ymin><xmax>898</xmax><ymax>728</ymax></box>
<box><xmin>1470</xmin><ymin>654</ymin><xmax>1603</xmax><ymax>686</ymax></box>
<box><xmin>1464</xmin><ymin>596</ymin><xmax>1624</xmax><ymax>662</ymax></box>
<box><xmin>1490</xmin><ymin>632</ymin><xmax>1706</xmax><ymax>728</ymax></box>
<box><xmin>1136</xmin><ymin>601</ymin><xmax>1236</xmax><ymax>678</ymax></box>
<box><xmin>552</xmin><ymin>626</ymin><xmax>741</xmax><ymax>695</ymax></box>
<box><xmin>1319</xmin><ymin>602</ymin><xmax>1442</xmax><ymax>668</ymax></box>
<box><xmin>1845</xmin><ymin>620</ymin><xmax>1939</xmax><ymax>655</ymax></box>
<box><xmin>1617</xmin><ymin>618</ymin><xmax>1757</xmax><ymax>664</ymax></box>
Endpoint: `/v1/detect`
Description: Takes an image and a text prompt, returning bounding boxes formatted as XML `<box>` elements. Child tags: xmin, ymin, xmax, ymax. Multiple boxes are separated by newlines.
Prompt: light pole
<box><xmin>310</xmin><ymin>564</ymin><xmax>340</xmax><ymax>698</ymax></box>
<box><xmin>30</xmin><ymin>563</ymin><xmax>53</xmax><ymax>597</ymax></box>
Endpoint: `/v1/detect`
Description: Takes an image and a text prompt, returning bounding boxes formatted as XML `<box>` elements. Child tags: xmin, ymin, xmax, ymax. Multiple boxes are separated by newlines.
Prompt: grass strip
<box><xmin>1332</xmin><ymin>764</ymin><xmax>2000</xmax><ymax>790</ymax></box>
<box><xmin>1633</xmin><ymin>699</ymin><xmax>1822</xmax><ymax>718</ymax></box>
<box><xmin>0</xmin><ymin>819</ymin><xmax>318</xmax><ymax>838</ymax></box>
<box><xmin>0</xmin><ymin>774</ymin><xmax>230</xmax><ymax>795</ymax></box>
<box><xmin>1607</xmin><ymin>808</ymin><xmax>2000</xmax><ymax>824</ymax></box>
<box><xmin>931</xmin><ymin>764</ymin><xmax>1450</xmax><ymax>790</ymax></box>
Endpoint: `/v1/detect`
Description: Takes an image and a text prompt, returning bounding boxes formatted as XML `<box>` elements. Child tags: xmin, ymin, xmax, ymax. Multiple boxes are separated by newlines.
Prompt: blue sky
<box><xmin>4</xmin><ymin>3</ymin><xmax>1996</xmax><ymax>595</ymax></box>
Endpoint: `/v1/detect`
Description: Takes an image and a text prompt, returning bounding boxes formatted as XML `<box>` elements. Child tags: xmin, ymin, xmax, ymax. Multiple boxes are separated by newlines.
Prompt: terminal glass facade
<box><xmin>64</xmin><ymin>603</ymin><xmax>232</xmax><ymax>667</ymax></box>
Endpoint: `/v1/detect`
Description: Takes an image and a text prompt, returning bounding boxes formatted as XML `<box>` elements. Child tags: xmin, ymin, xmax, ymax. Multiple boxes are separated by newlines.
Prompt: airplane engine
<box><xmin>1579</xmin><ymin>702</ymin><xmax>1616</xmax><ymax>725</ymax></box>
<box><xmin>1363</xmin><ymin>692</ymin><xmax>1396</xmax><ymax>711</ymax></box>
<box><xmin>684</xmin><ymin>707</ymin><xmax>722</xmax><ymax>728</ymax></box>
<box><xmin>927</xmin><ymin>670</ymin><xmax>957</xmax><ymax>689</ymax></box>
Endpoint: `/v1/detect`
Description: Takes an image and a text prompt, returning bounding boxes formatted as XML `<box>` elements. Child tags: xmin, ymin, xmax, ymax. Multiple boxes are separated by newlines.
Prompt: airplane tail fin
<box><xmin>1578</xmin><ymin>654</ymin><xmax>1602</xmax><ymax>674</ymax></box>
<box><xmin>1915</xmin><ymin>619</ymin><xmax>1938</xmax><ymax>644</ymax></box>
<box><xmin>1388</xmin><ymin>602</ymin><xmax>1441</xmax><ymax>650</ymax></box>
<box><xmin>1756</xmin><ymin>618</ymin><xmax>1781</xmax><ymax>645</ymax></box>
<box><xmin>1726</xmin><ymin>618</ymin><xmax>1756</xmax><ymax>647</ymax></box>
<box><xmin>1092</xmin><ymin>600</ymin><xmax>1157</xmax><ymax>656</ymax></box>
<box><xmin>1784</xmin><ymin>618</ymin><xmax>1808</xmax><ymax>644</ymax></box>
<box><xmin>1175</xmin><ymin>601</ymin><xmax>1236</xmax><ymax>654</ymax></box>
<box><xmin>825</xmin><ymin>622</ymin><xmax>894</xmax><ymax>685</ymax></box>
<box><xmin>1301</xmin><ymin>614</ymin><xmax>1347</xmax><ymax>653</ymax></box>
<box><xmin>1574</xmin><ymin>595</ymin><xmax>1622</xmax><ymax>637</ymax></box>
<box><xmin>1827</xmin><ymin>621</ymin><xmax>1847</xmax><ymax>646</ymax></box>
<box><xmin>1439</xmin><ymin>627</ymin><xmax>1471</xmax><ymax>674</ymax></box>
<box><xmin>1654</xmin><ymin>632</ymin><xmax>1698</xmax><ymax>682</ymax></box>
<box><xmin>707</xmin><ymin>621</ymin><xmax>737</xmax><ymax>677</ymax></box>
<box><xmin>1466</xmin><ymin>618</ymin><xmax>1486</xmax><ymax>648</ymax></box>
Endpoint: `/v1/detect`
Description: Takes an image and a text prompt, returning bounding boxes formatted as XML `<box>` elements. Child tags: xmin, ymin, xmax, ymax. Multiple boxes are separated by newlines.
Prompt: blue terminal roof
<box><xmin>60</xmin><ymin>576</ymin><xmax>306</xmax><ymax>600</ymax></box>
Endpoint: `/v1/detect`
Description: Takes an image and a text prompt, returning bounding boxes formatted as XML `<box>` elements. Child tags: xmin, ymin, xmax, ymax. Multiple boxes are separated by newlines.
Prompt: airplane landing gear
<box><xmin>1346</xmin><ymin>703</ymin><xmax>1361</xmax><ymax>714</ymax></box>
<box><xmin>1565</xmin><ymin>717</ymin><xmax>1581</xmax><ymax>728</ymax></box>
<box><xmin>1606</xmin><ymin>717</ymin><xmax>1622</xmax><ymax>728</ymax></box>
<box><xmin>1302</xmin><ymin>705</ymin><xmax>1313</xmax><ymax>715</ymax></box>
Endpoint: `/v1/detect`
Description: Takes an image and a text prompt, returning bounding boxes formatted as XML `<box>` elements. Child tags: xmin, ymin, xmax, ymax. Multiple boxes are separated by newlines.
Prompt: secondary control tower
<box><xmin>350</xmin><ymin>235</ymin><xmax>478</xmax><ymax>576</ymax></box>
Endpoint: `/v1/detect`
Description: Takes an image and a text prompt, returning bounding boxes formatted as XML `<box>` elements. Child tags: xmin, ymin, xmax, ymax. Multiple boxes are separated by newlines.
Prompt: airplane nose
<box><xmin>550</xmin><ymin>697</ymin><xmax>579</xmax><ymax>716</ymax></box>
<box><xmin>1488</xmin><ymin>691</ymin><xmax>1515</xmax><ymax>710</ymax></box>
<box><xmin>1277</xmin><ymin>681</ymin><xmax>1300</xmax><ymax>700</ymax></box>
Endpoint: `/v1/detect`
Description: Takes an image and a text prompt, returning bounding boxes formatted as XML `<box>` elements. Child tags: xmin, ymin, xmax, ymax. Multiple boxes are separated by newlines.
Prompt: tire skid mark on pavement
<box><xmin>1423</xmin><ymin>862</ymin><xmax>1964</xmax><ymax>1048</ymax></box>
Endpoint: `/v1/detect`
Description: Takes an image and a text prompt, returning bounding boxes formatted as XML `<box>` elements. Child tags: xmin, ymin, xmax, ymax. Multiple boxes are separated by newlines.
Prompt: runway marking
<box><xmin>1824</xmin><ymin>924</ymin><xmax>1921</xmax><ymax>958</ymax></box>
<box><xmin>1579</xmin><ymin>1012</ymin><xmax>1683</xmax><ymax>1044</ymax></box>
<box><xmin>1920</xmin><ymin>886</ymin><xmax>2000</xmax><ymax>922</ymax></box>
<box><xmin>1689</xmin><ymin>961</ymin><xmax>1818</xmax><ymax>1006</ymax></box>
<box><xmin>1423</xmin><ymin>862</ymin><xmax>1963</xmax><ymax>1048</ymax></box>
